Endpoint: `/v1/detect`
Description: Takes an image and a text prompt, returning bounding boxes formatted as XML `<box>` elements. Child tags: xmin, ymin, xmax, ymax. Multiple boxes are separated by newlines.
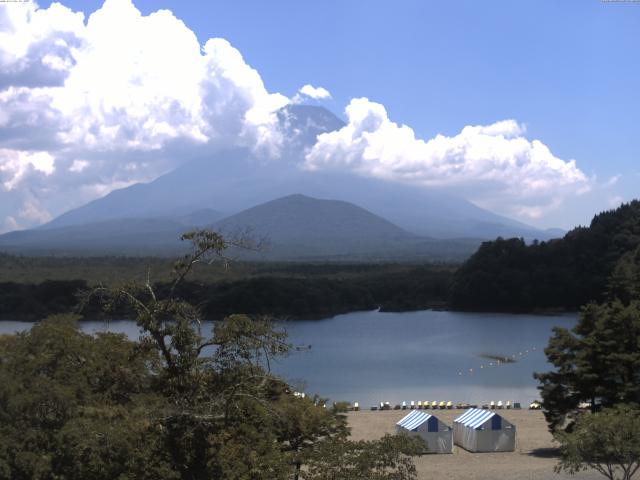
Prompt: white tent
<box><xmin>396</xmin><ymin>410</ymin><xmax>453</xmax><ymax>454</ymax></box>
<box><xmin>453</xmin><ymin>408</ymin><xmax>515</xmax><ymax>452</ymax></box>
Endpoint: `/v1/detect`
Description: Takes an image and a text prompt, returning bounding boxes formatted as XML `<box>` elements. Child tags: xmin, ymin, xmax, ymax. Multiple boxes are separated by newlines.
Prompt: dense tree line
<box><xmin>0</xmin><ymin>267</ymin><xmax>453</xmax><ymax>321</ymax></box>
<box><xmin>0</xmin><ymin>253</ymin><xmax>452</xmax><ymax>284</ymax></box>
<box><xmin>0</xmin><ymin>280</ymin><xmax>88</xmax><ymax>320</ymax></box>
<box><xmin>451</xmin><ymin>201</ymin><xmax>640</xmax><ymax>311</ymax></box>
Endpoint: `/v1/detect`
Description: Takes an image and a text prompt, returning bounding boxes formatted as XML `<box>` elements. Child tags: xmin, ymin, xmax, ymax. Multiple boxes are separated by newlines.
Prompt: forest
<box><xmin>1</xmin><ymin>200</ymin><xmax>640</xmax><ymax>320</ymax></box>
<box><xmin>450</xmin><ymin>200</ymin><xmax>640</xmax><ymax>312</ymax></box>
<box><xmin>0</xmin><ymin>261</ymin><xmax>453</xmax><ymax>321</ymax></box>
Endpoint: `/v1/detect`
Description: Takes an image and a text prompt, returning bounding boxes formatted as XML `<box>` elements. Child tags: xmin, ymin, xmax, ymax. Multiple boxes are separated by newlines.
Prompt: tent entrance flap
<box><xmin>491</xmin><ymin>415</ymin><xmax>502</xmax><ymax>430</ymax></box>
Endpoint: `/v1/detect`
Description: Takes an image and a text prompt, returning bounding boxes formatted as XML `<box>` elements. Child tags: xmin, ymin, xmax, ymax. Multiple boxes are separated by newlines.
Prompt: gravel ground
<box><xmin>347</xmin><ymin>409</ymin><xmax>602</xmax><ymax>480</ymax></box>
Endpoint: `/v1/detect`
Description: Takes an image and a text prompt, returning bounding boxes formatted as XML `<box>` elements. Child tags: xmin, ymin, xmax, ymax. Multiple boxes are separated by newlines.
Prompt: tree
<box><xmin>84</xmin><ymin>229</ymin><xmax>426</xmax><ymax>478</ymax></box>
<box><xmin>607</xmin><ymin>246</ymin><xmax>640</xmax><ymax>305</ymax></box>
<box><xmin>84</xmin><ymin>230</ymin><xmax>312</xmax><ymax>479</ymax></box>
<box><xmin>0</xmin><ymin>229</ymin><xmax>425</xmax><ymax>479</ymax></box>
<box><xmin>555</xmin><ymin>406</ymin><xmax>640</xmax><ymax>480</ymax></box>
<box><xmin>273</xmin><ymin>394</ymin><xmax>349</xmax><ymax>480</ymax></box>
<box><xmin>535</xmin><ymin>247</ymin><xmax>640</xmax><ymax>432</ymax></box>
<box><xmin>302</xmin><ymin>434</ymin><xmax>426</xmax><ymax>480</ymax></box>
<box><xmin>0</xmin><ymin>314</ymin><xmax>168</xmax><ymax>480</ymax></box>
<box><xmin>451</xmin><ymin>201</ymin><xmax>640</xmax><ymax>312</ymax></box>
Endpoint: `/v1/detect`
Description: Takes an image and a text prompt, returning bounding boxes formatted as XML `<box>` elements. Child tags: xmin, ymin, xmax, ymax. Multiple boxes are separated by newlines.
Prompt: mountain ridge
<box><xmin>23</xmin><ymin>105</ymin><xmax>562</xmax><ymax>246</ymax></box>
<box><xmin>0</xmin><ymin>194</ymin><xmax>482</xmax><ymax>260</ymax></box>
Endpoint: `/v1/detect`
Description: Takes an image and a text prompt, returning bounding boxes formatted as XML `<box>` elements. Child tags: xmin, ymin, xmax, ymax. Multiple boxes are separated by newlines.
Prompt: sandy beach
<box><xmin>347</xmin><ymin>409</ymin><xmax>601</xmax><ymax>480</ymax></box>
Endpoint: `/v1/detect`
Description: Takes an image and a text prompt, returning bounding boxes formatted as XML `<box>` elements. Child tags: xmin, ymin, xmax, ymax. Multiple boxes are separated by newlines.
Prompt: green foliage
<box><xmin>0</xmin><ymin>261</ymin><xmax>454</xmax><ymax>320</ymax></box>
<box><xmin>451</xmin><ymin>201</ymin><xmax>640</xmax><ymax>311</ymax></box>
<box><xmin>274</xmin><ymin>395</ymin><xmax>349</xmax><ymax>478</ymax></box>
<box><xmin>302</xmin><ymin>434</ymin><xmax>426</xmax><ymax>480</ymax></box>
<box><xmin>0</xmin><ymin>314</ymin><xmax>165</xmax><ymax>480</ymax></box>
<box><xmin>0</xmin><ymin>229</ymin><xmax>424</xmax><ymax>479</ymax></box>
<box><xmin>536</xmin><ymin>299</ymin><xmax>640</xmax><ymax>431</ymax></box>
<box><xmin>535</xmin><ymin>246</ymin><xmax>640</xmax><ymax>431</ymax></box>
<box><xmin>607</xmin><ymin>247</ymin><xmax>640</xmax><ymax>305</ymax></box>
<box><xmin>182</xmin><ymin>277</ymin><xmax>376</xmax><ymax>319</ymax></box>
<box><xmin>555</xmin><ymin>406</ymin><xmax>640</xmax><ymax>480</ymax></box>
<box><xmin>0</xmin><ymin>280</ymin><xmax>88</xmax><ymax>320</ymax></box>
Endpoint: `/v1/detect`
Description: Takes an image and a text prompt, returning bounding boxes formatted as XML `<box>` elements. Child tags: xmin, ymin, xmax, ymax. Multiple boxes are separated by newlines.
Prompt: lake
<box><xmin>0</xmin><ymin>309</ymin><xmax>576</xmax><ymax>407</ymax></box>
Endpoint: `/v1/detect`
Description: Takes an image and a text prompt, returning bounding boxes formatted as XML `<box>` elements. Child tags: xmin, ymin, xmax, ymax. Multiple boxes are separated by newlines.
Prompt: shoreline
<box><xmin>0</xmin><ymin>306</ymin><xmax>579</xmax><ymax>323</ymax></box>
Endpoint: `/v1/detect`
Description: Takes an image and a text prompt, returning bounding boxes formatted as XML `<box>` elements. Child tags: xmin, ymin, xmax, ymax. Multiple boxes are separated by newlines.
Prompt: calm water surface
<box><xmin>0</xmin><ymin>310</ymin><xmax>576</xmax><ymax>407</ymax></box>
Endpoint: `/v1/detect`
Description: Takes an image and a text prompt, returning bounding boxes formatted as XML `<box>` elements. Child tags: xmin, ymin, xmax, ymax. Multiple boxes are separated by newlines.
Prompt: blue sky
<box><xmin>3</xmin><ymin>0</ymin><xmax>639</xmax><ymax>230</ymax></box>
<box><xmin>45</xmin><ymin>0</ymin><xmax>638</xmax><ymax>169</ymax></box>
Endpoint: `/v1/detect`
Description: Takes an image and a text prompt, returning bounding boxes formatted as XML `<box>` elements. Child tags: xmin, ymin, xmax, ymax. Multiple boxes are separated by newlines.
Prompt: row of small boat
<box><xmin>364</xmin><ymin>400</ymin><xmax>529</xmax><ymax>411</ymax></box>
<box><xmin>293</xmin><ymin>393</ymin><xmax>543</xmax><ymax>411</ymax></box>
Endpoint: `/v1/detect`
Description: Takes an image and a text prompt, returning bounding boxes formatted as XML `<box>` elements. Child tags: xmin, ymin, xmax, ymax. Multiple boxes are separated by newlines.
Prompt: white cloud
<box><xmin>19</xmin><ymin>196</ymin><xmax>52</xmax><ymax>224</ymax></box>
<box><xmin>68</xmin><ymin>159</ymin><xmax>88</xmax><ymax>173</ymax></box>
<box><xmin>0</xmin><ymin>0</ymin><xmax>290</xmax><ymax>229</ymax></box>
<box><xmin>0</xmin><ymin>2</ymin><xmax>85</xmax><ymax>88</ymax></box>
<box><xmin>0</xmin><ymin>149</ymin><xmax>55</xmax><ymax>190</ymax></box>
<box><xmin>2</xmin><ymin>216</ymin><xmax>19</xmax><ymax>232</ymax></box>
<box><xmin>0</xmin><ymin>0</ymin><xmax>290</xmax><ymax>147</ymax></box>
<box><xmin>0</xmin><ymin>0</ymin><xmax>595</xmax><ymax>230</ymax></box>
<box><xmin>305</xmin><ymin>98</ymin><xmax>591</xmax><ymax>219</ymax></box>
<box><xmin>298</xmin><ymin>84</ymin><xmax>332</xmax><ymax>100</ymax></box>
<box><xmin>603</xmin><ymin>175</ymin><xmax>621</xmax><ymax>188</ymax></box>
<box><xmin>608</xmin><ymin>195</ymin><xmax>624</xmax><ymax>207</ymax></box>
<box><xmin>41</xmin><ymin>0</ymin><xmax>288</xmax><ymax>152</ymax></box>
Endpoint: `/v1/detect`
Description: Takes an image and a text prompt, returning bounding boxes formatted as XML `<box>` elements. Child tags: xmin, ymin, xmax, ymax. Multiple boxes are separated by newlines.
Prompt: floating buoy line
<box><xmin>456</xmin><ymin>346</ymin><xmax>539</xmax><ymax>377</ymax></box>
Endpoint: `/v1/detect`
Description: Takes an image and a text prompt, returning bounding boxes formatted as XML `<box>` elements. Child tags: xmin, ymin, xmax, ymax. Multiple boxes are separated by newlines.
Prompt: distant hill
<box><xmin>450</xmin><ymin>200</ymin><xmax>640</xmax><ymax>311</ymax></box>
<box><xmin>37</xmin><ymin>104</ymin><xmax>558</xmax><ymax>242</ymax></box>
<box><xmin>0</xmin><ymin>218</ymin><xmax>187</xmax><ymax>256</ymax></box>
<box><xmin>0</xmin><ymin>194</ymin><xmax>481</xmax><ymax>260</ymax></box>
<box><xmin>212</xmin><ymin>194</ymin><xmax>481</xmax><ymax>260</ymax></box>
<box><xmin>214</xmin><ymin>194</ymin><xmax>415</xmax><ymax>255</ymax></box>
<box><xmin>0</xmin><ymin>209</ymin><xmax>224</xmax><ymax>256</ymax></box>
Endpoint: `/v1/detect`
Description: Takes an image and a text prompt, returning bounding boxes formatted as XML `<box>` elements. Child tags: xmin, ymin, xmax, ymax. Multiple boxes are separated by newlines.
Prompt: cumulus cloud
<box><xmin>298</xmin><ymin>84</ymin><xmax>332</xmax><ymax>100</ymax></box>
<box><xmin>291</xmin><ymin>84</ymin><xmax>332</xmax><ymax>104</ymax></box>
<box><xmin>18</xmin><ymin>195</ymin><xmax>52</xmax><ymax>224</ymax></box>
<box><xmin>0</xmin><ymin>149</ymin><xmax>55</xmax><ymax>191</ymax></box>
<box><xmin>0</xmin><ymin>0</ymin><xmax>595</xmax><ymax>232</ymax></box>
<box><xmin>305</xmin><ymin>98</ymin><xmax>591</xmax><ymax>219</ymax></box>
<box><xmin>0</xmin><ymin>2</ymin><xmax>85</xmax><ymax>89</ymax></box>
<box><xmin>0</xmin><ymin>0</ymin><xmax>289</xmax><ymax>231</ymax></box>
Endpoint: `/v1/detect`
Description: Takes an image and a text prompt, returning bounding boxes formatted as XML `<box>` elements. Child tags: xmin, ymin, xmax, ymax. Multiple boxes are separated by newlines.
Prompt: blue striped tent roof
<box><xmin>454</xmin><ymin>408</ymin><xmax>497</xmax><ymax>429</ymax></box>
<box><xmin>396</xmin><ymin>410</ymin><xmax>433</xmax><ymax>431</ymax></box>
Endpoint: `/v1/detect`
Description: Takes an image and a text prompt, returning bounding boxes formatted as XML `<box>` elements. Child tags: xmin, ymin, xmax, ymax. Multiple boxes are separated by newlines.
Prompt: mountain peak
<box><xmin>272</xmin><ymin>193</ymin><xmax>321</xmax><ymax>202</ymax></box>
<box><xmin>277</xmin><ymin>104</ymin><xmax>344</xmax><ymax>147</ymax></box>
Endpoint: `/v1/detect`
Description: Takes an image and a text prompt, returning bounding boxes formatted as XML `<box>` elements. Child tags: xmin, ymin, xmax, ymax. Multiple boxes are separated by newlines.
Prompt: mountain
<box><xmin>450</xmin><ymin>200</ymin><xmax>640</xmax><ymax>311</ymax></box>
<box><xmin>0</xmin><ymin>218</ymin><xmax>186</xmax><ymax>256</ymax></box>
<box><xmin>38</xmin><ymin>104</ymin><xmax>557</xmax><ymax>242</ymax></box>
<box><xmin>177</xmin><ymin>208</ymin><xmax>225</xmax><ymax>227</ymax></box>
<box><xmin>0</xmin><ymin>210</ymin><xmax>224</xmax><ymax>256</ymax></box>
<box><xmin>0</xmin><ymin>194</ymin><xmax>481</xmax><ymax>260</ymax></box>
<box><xmin>214</xmin><ymin>193</ymin><xmax>417</xmax><ymax>258</ymax></box>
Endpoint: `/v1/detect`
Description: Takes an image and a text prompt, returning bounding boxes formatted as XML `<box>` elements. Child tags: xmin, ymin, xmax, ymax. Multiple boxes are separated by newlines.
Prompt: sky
<box><xmin>0</xmin><ymin>0</ymin><xmax>638</xmax><ymax>232</ymax></box>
